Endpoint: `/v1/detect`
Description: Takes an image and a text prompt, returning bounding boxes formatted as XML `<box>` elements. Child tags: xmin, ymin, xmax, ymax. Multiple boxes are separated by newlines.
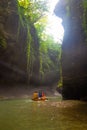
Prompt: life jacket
<box><xmin>38</xmin><ymin>91</ymin><xmax>42</xmax><ymax>98</ymax></box>
<box><xmin>42</xmin><ymin>92</ymin><xmax>45</xmax><ymax>97</ymax></box>
<box><xmin>32</xmin><ymin>92</ymin><xmax>38</xmax><ymax>100</ymax></box>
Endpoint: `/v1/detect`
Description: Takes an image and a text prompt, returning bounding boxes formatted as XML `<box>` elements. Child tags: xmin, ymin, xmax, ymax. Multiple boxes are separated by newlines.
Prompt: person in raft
<box><xmin>32</xmin><ymin>91</ymin><xmax>38</xmax><ymax>101</ymax></box>
<box><xmin>38</xmin><ymin>91</ymin><xmax>48</xmax><ymax>100</ymax></box>
<box><xmin>38</xmin><ymin>91</ymin><xmax>42</xmax><ymax>100</ymax></box>
<box><xmin>32</xmin><ymin>91</ymin><xmax>48</xmax><ymax>101</ymax></box>
<box><xmin>41</xmin><ymin>91</ymin><xmax>47</xmax><ymax>100</ymax></box>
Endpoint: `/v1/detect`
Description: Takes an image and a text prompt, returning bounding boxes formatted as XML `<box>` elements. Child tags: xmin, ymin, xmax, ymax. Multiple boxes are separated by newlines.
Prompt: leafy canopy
<box><xmin>18</xmin><ymin>0</ymin><xmax>48</xmax><ymax>23</ymax></box>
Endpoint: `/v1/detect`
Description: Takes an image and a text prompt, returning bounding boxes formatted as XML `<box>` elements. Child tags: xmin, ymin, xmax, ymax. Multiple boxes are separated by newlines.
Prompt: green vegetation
<box><xmin>17</xmin><ymin>0</ymin><xmax>62</xmax><ymax>83</ymax></box>
<box><xmin>0</xmin><ymin>36</ymin><xmax>7</xmax><ymax>49</ymax></box>
<box><xmin>0</xmin><ymin>99</ymin><xmax>87</xmax><ymax>130</ymax></box>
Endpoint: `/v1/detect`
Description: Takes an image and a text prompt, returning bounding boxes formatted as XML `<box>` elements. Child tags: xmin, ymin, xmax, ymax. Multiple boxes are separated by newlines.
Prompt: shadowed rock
<box><xmin>54</xmin><ymin>0</ymin><xmax>87</xmax><ymax>100</ymax></box>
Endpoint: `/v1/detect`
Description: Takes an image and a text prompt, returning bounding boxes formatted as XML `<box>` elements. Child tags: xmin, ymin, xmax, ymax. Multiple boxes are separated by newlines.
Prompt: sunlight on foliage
<box><xmin>17</xmin><ymin>0</ymin><xmax>62</xmax><ymax>83</ymax></box>
<box><xmin>18</xmin><ymin>0</ymin><xmax>48</xmax><ymax>23</ymax></box>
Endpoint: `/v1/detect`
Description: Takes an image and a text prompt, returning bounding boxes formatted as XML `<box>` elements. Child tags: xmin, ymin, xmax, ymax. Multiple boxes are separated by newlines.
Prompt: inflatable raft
<box><xmin>32</xmin><ymin>91</ymin><xmax>48</xmax><ymax>101</ymax></box>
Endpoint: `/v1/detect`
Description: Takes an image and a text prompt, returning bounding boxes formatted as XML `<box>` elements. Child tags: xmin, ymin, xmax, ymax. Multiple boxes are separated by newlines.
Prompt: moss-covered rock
<box><xmin>0</xmin><ymin>0</ymin><xmax>59</xmax><ymax>87</ymax></box>
<box><xmin>0</xmin><ymin>0</ymin><xmax>40</xmax><ymax>85</ymax></box>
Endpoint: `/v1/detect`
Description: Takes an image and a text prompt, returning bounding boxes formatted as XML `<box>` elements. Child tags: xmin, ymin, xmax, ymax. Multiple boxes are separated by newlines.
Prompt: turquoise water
<box><xmin>0</xmin><ymin>98</ymin><xmax>87</xmax><ymax>130</ymax></box>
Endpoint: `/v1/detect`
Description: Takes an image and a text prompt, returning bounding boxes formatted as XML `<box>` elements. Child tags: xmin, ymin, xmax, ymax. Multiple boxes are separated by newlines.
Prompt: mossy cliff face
<box><xmin>55</xmin><ymin>0</ymin><xmax>87</xmax><ymax>99</ymax></box>
<box><xmin>0</xmin><ymin>0</ymin><xmax>59</xmax><ymax>86</ymax></box>
<box><xmin>0</xmin><ymin>0</ymin><xmax>40</xmax><ymax>85</ymax></box>
<box><xmin>0</xmin><ymin>0</ymin><xmax>27</xmax><ymax>84</ymax></box>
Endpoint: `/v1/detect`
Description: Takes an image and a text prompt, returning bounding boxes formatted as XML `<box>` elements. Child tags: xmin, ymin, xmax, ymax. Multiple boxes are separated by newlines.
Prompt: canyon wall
<box><xmin>55</xmin><ymin>0</ymin><xmax>87</xmax><ymax>99</ymax></box>
<box><xmin>0</xmin><ymin>0</ymin><xmax>40</xmax><ymax>85</ymax></box>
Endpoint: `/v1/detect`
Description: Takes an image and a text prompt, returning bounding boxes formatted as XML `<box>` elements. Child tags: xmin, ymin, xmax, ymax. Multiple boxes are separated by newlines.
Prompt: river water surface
<box><xmin>0</xmin><ymin>98</ymin><xmax>87</xmax><ymax>130</ymax></box>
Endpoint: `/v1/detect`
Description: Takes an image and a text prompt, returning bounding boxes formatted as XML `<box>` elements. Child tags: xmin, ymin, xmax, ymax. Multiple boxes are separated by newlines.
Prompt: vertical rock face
<box><xmin>0</xmin><ymin>0</ymin><xmax>59</xmax><ymax>86</ymax></box>
<box><xmin>0</xmin><ymin>0</ymin><xmax>28</xmax><ymax>84</ymax></box>
<box><xmin>0</xmin><ymin>0</ymin><xmax>40</xmax><ymax>85</ymax></box>
<box><xmin>55</xmin><ymin>0</ymin><xmax>87</xmax><ymax>99</ymax></box>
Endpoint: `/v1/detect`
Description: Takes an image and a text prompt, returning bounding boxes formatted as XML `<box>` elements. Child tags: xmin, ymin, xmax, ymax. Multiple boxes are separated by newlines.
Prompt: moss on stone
<box><xmin>0</xmin><ymin>36</ymin><xmax>7</xmax><ymax>49</ymax></box>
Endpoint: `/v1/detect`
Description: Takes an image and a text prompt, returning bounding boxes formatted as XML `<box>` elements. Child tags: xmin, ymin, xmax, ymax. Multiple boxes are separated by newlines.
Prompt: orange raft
<box><xmin>32</xmin><ymin>91</ymin><xmax>48</xmax><ymax>101</ymax></box>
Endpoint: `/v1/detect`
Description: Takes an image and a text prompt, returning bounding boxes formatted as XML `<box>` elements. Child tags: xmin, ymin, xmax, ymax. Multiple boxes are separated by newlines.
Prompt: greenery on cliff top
<box><xmin>17</xmin><ymin>0</ymin><xmax>62</xmax><ymax>84</ymax></box>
